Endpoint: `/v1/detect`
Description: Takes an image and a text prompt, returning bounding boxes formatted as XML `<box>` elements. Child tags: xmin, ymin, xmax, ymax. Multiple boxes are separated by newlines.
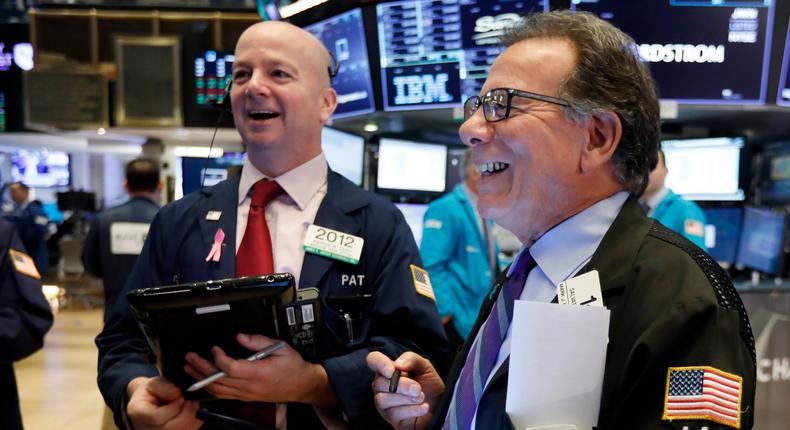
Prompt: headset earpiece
<box><xmin>327</xmin><ymin>50</ymin><xmax>340</xmax><ymax>80</ymax></box>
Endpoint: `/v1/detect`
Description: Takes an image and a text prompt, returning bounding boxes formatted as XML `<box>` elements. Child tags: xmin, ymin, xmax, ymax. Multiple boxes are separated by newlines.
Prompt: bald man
<box><xmin>96</xmin><ymin>22</ymin><xmax>447</xmax><ymax>430</ymax></box>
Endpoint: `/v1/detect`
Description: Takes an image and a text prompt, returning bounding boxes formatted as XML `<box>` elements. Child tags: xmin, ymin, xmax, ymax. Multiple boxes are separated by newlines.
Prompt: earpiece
<box><xmin>327</xmin><ymin>50</ymin><xmax>339</xmax><ymax>80</ymax></box>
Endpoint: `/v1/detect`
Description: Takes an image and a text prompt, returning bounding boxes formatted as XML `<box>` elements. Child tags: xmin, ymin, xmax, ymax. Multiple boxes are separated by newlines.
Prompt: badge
<box><xmin>110</xmin><ymin>222</ymin><xmax>150</xmax><ymax>255</ymax></box>
<box><xmin>303</xmin><ymin>225</ymin><xmax>364</xmax><ymax>264</ymax></box>
<box><xmin>557</xmin><ymin>270</ymin><xmax>603</xmax><ymax>307</ymax></box>
<box><xmin>424</xmin><ymin>219</ymin><xmax>443</xmax><ymax>229</ymax></box>
<box><xmin>205</xmin><ymin>211</ymin><xmax>222</xmax><ymax>221</ymax></box>
<box><xmin>662</xmin><ymin>366</ymin><xmax>743</xmax><ymax>429</ymax></box>
<box><xmin>9</xmin><ymin>249</ymin><xmax>41</xmax><ymax>279</ymax></box>
<box><xmin>410</xmin><ymin>264</ymin><xmax>435</xmax><ymax>301</ymax></box>
<box><xmin>205</xmin><ymin>228</ymin><xmax>225</xmax><ymax>262</ymax></box>
<box><xmin>684</xmin><ymin>219</ymin><xmax>705</xmax><ymax>237</ymax></box>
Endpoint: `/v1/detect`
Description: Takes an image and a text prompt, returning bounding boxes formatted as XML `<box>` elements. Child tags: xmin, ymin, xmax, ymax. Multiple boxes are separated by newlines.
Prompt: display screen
<box><xmin>376</xmin><ymin>0</ymin><xmax>547</xmax><ymax>111</ymax></box>
<box><xmin>703</xmin><ymin>207</ymin><xmax>741</xmax><ymax>264</ymax></box>
<box><xmin>395</xmin><ymin>202</ymin><xmax>429</xmax><ymax>246</ymax></box>
<box><xmin>377</xmin><ymin>138</ymin><xmax>447</xmax><ymax>192</ymax></box>
<box><xmin>661</xmin><ymin>137</ymin><xmax>745</xmax><ymax>201</ymax></box>
<box><xmin>736</xmin><ymin>206</ymin><xmax>786</xmax><ymax>275</ymax></box>
<box><xmin>777</xmin><ymin>18</ymin><xmax>790</xmax><ymax>106</ymax></box>
<box><xmin>181</xmin><ymin>153</ymin><xmax>245</xmax><ymax>195</ymax></box>
<box><xmin>760</xmin><ymin>141</ymin><xmax>790</xmax><ymax>203</ymax></box>
<box><xmin>193</xmin><ymin>50</ymin><xmax>234</xmax><ymax>106</ymax></box>
<box><xmin>10</xmin><ymin>149</ymin><xmax>70</xmax><ymax>187</ymax></box>
<box><xmin>305</xmin><ymin>8</ymin><xmax>376</xmax><ymax>119</ymax></box>
<box><xmin>321</xmin><ymin>127</ymin><xmax>365</xmax><ymax>186</ymax></box>
<box><xmin>572</xmin><ymin>0</ymin><xmax>774</xmax><ymax>104</ymax></box>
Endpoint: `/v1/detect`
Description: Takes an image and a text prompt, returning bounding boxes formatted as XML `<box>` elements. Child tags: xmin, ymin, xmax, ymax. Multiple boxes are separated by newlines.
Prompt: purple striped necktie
<box><xmin>443</xmin><ymin>252</ymin><xmax>536</xmax><ymax>430</ymax></box>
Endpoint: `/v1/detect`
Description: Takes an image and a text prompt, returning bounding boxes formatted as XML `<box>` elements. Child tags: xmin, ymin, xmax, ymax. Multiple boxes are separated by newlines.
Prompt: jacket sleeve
<box><xmin>81</xmin><ymin>217</ymin><xmax>102</xmax><ymax>277</ymax></box>
<box><xmin>420</xmin><ymin>203</ymin><xmax>463</xmax><ymax>320</ymax></box>
<box><xmin>0</xmin><ymin>224</ymin><xmax>54</xmax><ymax>363</ymax></box>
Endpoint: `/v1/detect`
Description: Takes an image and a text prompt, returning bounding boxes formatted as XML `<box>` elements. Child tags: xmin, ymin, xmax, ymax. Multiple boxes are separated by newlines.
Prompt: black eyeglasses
<box><xmin>463</xmin><ymin>88</ymin><xmax>572</xmax><ymax>122</ymax></box>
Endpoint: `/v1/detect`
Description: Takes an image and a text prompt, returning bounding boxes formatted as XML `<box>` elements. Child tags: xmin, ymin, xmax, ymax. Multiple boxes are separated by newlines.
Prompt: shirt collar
<box><xmin>238</xmin><ymin>153</ymin><xmax>328</xmax><ymax>210</ymax></box>
<box><xmin>511</xmin><ymin>191</ymin><xmax>628</xmax><ymax>285</ymax></box>
<box><xmin>645</xmin><ymin>186</ymin><xmax>669</xmax><ymax>213</ymax></box>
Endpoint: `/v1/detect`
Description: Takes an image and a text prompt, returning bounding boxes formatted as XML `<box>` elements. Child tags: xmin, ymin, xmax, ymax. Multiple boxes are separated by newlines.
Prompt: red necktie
<box><xmin>235</xmin><ymin>178</ymin><xmax>282</xmax><ymax>426</ymax></box>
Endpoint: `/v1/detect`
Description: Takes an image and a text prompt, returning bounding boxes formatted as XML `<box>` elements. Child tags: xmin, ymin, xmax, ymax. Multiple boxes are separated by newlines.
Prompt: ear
<box><xmin>123</xmin><ymin>180</ymin><xmax>130</xmax><ymax>193</ymax></box>
<box><xmin>580</xmin><ymin>111</ymin><xmax>622</xmax><ymax>173</ymax></box>
<box><xmin>318</xmin><ymin>87</ymin><xmax>338</xmax><ymax>124</ymax></box>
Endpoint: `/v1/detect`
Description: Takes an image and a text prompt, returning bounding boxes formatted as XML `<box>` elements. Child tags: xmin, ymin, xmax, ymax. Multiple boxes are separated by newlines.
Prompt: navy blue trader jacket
<box><xmin>97</xmin><ymin>171</ymin><xmax>448</xmax><ymax>429</ymax></box>
<box><xmin>81</xmin><ymin>196</ymin><xmax>160</xmax><ymax>319</ymax></box>
<box><xmin>0</xmin><ymin>219</ymin><xmax>54</xmax><ymax>430</ymax></box>
<box><xmin>3</xmin><ymin>201</ymin><xmax>50</xmax><ymax>274</ymax></box>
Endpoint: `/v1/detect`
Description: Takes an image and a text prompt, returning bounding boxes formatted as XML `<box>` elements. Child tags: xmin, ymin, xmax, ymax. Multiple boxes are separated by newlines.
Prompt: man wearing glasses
<box><xmin>368</xmin><ymin>10</ymin><xmax>755</xmax><ymax>430</ymax></box>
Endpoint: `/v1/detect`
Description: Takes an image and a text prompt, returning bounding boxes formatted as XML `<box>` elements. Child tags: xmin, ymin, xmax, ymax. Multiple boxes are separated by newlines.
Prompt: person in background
<box><xmin>96</xmin><ymin>21</ymin><xmax>446</xmax><ymax>430</ymax></box>
<box><xmin>81</xmin><ymin>158</ymin><xmax>161</xmax><ymax>321</ymax></box>
<box><xmin>0</xmin><ymin>218</ymin><xmax>54</xmax><ymax>430</ymax></box>
<box><xmin>368</xmin><ymin>10</ymin><xmax>754</xmax><ymax>430</ymax></box>
<box><xmin>641</xmin><ymin>147</ymin><xmax>707</xmax><ymax>249</ymax></box>
<box><xmin>2</xmin><ymin>182</ymin><xmax>49</xmax><ymax>275</ymax></box>
<box><xmin>421</xmin><ymin>149</ymin><xmax>499</xmax><ymax>352</ymax></box>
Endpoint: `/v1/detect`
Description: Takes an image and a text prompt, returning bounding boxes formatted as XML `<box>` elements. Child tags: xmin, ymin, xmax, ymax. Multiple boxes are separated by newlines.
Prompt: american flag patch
<box><xmin>662</xmin><ymin>366</ymin><xmax>743</xmax><ymax>429</ymax></box>
<box><xmin>9</xmin><ymin>249</ymin><xmax>41</xmax><ymax>279</ymax></box>
<box><xmin>410</xmin><ymin>264</ymin><xmax>435</xmax><ymax>300</ymax></box>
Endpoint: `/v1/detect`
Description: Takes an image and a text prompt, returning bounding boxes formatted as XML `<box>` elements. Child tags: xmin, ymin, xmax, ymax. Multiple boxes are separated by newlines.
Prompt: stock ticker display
<box><xmin>305</xmin><ymin>8</ymin><xmax>377</xmax><ymax>119</ymax></box>
<box><xmin>377</xmin><ymin>0</ymin><xmax>547</xmax><ymax>111</ymax></box>
<box><xmin>193</xmin><ymin>50</ymin><xmax>234</xmax><ymax>106</ymax></box>
<box><xmin>572</xmin><ymin>0</ymin><xmax>774</xmax><ymax>104</ymax></box>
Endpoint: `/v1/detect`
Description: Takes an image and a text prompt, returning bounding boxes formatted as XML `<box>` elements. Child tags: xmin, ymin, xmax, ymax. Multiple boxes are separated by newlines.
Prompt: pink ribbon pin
<box><xmin>205</xmin><ymin>228</ymin><xmax>225</xmax><ymax>262</ymax></box>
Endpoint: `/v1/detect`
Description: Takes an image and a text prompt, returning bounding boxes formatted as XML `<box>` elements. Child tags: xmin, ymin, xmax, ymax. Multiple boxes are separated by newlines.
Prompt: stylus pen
<box><xmin>187</xmin><ymin>341</ymin><xmax>286</xmax><ymax>392</ymax></box>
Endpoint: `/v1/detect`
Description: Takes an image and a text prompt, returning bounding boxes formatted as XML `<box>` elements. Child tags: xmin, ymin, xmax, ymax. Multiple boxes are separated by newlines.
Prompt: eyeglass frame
<box><xmin>463</xmin><ymin>87</ymin><xmax>573</xmax><ymax>122</ymax></box>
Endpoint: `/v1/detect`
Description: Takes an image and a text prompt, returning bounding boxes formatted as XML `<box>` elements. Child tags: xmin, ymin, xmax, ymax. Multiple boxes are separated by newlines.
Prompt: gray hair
<box><xmin>502</xmin><ymin>10</ymin><xmax>660</xmax><ymax>196</ymax></box>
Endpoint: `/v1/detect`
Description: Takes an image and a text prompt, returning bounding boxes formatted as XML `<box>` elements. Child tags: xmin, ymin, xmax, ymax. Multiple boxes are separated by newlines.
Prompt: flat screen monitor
<box><xmin>572</xmin><ymin>0</ymin><xmax>775</xmax><ymax>104</ymax></box>
<box><xmin>376</xmin><ymin>0</ymin><xmax>548</xmax><ymax>111</ymax></box>
<box><xmin>181</xmin><ymin>153</ymin><xmax>245</xmax><ymax>195</ymax></box>
<box><xmin>321</xmin><ymin>127</ymin><xmax>365</xmax><ymax>186</ymax></box>
<box><xmin>661</xmin><ymin>137</ymin><xmax>745</xmax><ymax>201</ymax></box>
<box><xmin>736</xmin><ymin>206</ymin><xmax>787</xmax><ymax>275</ymax></box>
<box><xmin>193</xmin><ymin>50</ymin><xmax>234</xmax><ymax>107</ymax></box>
<box><xmin>760</xmin><ymin>141</ymin><xmax>790</xmax><ymax>204</ymax></box>
<box><xmin>10</xmin><ymin>149</ymin><xmax>70</xmax><ymax>187</ymax></box>
<box><xmin>377</xmin><ymin>138</ymin><xmax>447</xmax><ymax>193</ymax></box>
<box><xmin>394</xmin><ymin>202</ymin><xmax>429</xmax><ymax>246</ymax></box>
<box><xmin>305</xmin><ymin>8</ymin><xmax>376</xmax><ymax>119</ymax></box>
<box><xmin>703</xmin><ymin>207</ymin><xmax>741</xmax><ymax>264</ymax></box>
<box><xmin>778</xmin><ymin>18</ymin><xmax>790</xmax><ymax>106</ymax></box>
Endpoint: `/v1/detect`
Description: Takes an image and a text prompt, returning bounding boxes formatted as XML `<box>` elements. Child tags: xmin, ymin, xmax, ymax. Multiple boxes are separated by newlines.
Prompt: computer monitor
<box><xmin>193</xmin><ymin>50</ymin><xmax>234</xmax><ymax>107</ymax></box>
<box><xmin>778</xmin><ymin>18</ymin><xmax>790</xmax><ymax>106</ymax></box>
<box><xmin>661</xmin><ymin>137</ymin><xmax>745</xmax><ymax>201</ymax></box>
<box><xmin>760</xmin><ymin>141</ymin><xmax>790</xmax><ymax>204</ymax></box>
<box><xmin>376</xmin><ymin>0</ymin><xmax>548</xmax><ymax>111</ymax></box>
<box><xmin>56</xmin><ymin>190</ymin><xmax>96</xmax><ymax>212</ymax></box>
<box><xmin>181</xmin><ymin>153</ymin><xmax>245</xmax><ymax>195</ymax></box>
<box><xmin>736</xmin><ymin>206</ymin><xmax>787</xmax><ymax>276</ymax></box>
<box><xmin>305</xmin><ymin>8</ymin><xmax>376</xmax><ymax>119</ymax></box>
<box><xmin>572</xmin><ymin>0</ymin><xmax>775</xmax><ymax>104</ymax></box>
<box><xmin>321</xmin><ymin>127</ymin><xmax>365</xmax><ymax>186</ymax></box>
<box><xmin>10</xmin><ymin>148</ymin><xmax>70</xmax><ymax>187</ymax></box>
<box><xmin>394</xmin><ymin>202</ymin><xmax>429</xmax><ymax>246</ymax></box>
<box><xmin>703</xmin><ymin>207</ymin><xmax>741</xmax><ymax>264</ymax></box>
<box><xmin>377</xmin><ymin>138</ymin><xmax>447</xmax><ymax>193</ymax></box>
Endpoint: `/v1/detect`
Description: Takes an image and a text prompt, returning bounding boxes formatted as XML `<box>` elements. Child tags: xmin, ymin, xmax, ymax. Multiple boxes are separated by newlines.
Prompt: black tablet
<box><xmin>127</xmin><ymin>273</ymin><xmax>296</xmax><ymax>395</ymax></box>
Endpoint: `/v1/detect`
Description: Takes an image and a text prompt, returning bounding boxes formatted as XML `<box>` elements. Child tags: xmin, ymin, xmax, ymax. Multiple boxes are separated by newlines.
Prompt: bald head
<box><xmin>236</xmin><ymin>21</ymin><xmax>333</xmax><ymax>88</ymax></box>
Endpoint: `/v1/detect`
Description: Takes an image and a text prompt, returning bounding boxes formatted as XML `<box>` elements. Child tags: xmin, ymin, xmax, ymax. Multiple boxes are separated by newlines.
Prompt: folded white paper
<box><xmin>506</xmin><ymin>301</ymin><xmax>611</xmax><ymax>430</ymax></box>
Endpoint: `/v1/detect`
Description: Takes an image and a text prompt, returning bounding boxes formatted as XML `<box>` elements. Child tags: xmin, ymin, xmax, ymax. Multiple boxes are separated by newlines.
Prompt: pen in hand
<box><xmin>187</xmin><ymin>340</ymin><xmax>286</xmax><ymax>392</ymax></box>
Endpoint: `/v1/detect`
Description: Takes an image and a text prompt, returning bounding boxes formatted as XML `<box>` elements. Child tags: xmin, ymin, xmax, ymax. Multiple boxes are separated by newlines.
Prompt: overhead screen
<box><xmin>572</xmin><ymin>0</ymin><xmax>775</xmax><ymax>104</ymax></box>
<box><xmin>377</xmin><ymin>138</ymin><xmax>447</xmax><ymax>192</ymax></box>
<box><xmin>305</xmin><ymin>8</ymin><xmax>376</xmax><ymax>119</ymax></box>
<box><xmin>661</xmin><ymin>137</ymin><xmax>745</xmax><ymax>201</ymax></box>
<box><xmin>193</xmin><ymin>50</ymin><xmax>234</xmax><ymax>107</ymax></box>
<box><xmin>778</xmin><ymin>18</ymin><xmax>790</xmax><ymax>106</ymax></box>
<box><xmin>10</xmin><ymin>148</ymin><xmax>70</xmax><ymax>187</ymax></box>
<box><xmin>321</xmin><ymin>127</ymin><xmax>365</xmax><ymax>186</ymax></box>
<box><xmin>376</xmin><ymin>0</ymin><xmax>548</xmax><ymax>111</ymax></box>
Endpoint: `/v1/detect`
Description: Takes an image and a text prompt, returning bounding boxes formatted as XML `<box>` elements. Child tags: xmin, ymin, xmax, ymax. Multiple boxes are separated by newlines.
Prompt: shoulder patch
<box><xmin>9</xmin><ymin>249</ymin><xmax>41</xmax><ymax>279</ymax></box>
<box><xmin>409</xmin><ymin>264</ymin><xmax>435</xmax><ymax>301</ymax></box>
<box><xmin>684</xmin><ymin>219</ymin><xmax>705</xmax><ymax>237</ymax></box>
<box><xmin>662</xmin><ymin>366</ymin><xmax>743</xmax><ymax>429</ymax></box>
<box><xmin>424</xmin><ymin>219</ymin><xmax>443</xmax><ymax>230</ymax></box>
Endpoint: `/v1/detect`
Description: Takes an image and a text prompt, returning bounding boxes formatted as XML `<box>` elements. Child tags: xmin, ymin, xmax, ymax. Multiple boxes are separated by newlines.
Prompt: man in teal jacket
<box><xmin>421</xmin><ymin>150</ymin><xmax>500</xmax><ymax>344</ymax></box>
<box><xmin>643</xmin><ymin>148</ymin><xmax>707</xmax><ymax>249</ymax></box>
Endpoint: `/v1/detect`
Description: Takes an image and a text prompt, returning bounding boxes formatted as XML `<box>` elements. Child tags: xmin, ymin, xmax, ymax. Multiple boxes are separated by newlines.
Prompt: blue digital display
<box><xmin>736</xmin><ymin>206</ymin><xmax>787</xmax><ymax>275</ymax></box>
<box><xmin>193</xmin><ymin>50</ymin><xmax>234</xmax><ymax>106</ymax></box>
<box><xmin>703</xmin><ymin>207</ymin><xmax>741</xmax><ymax>264</ymax></box>
<box><xmin>759</xmin><ymin>141</ymin><xmax>790</xmax><ymax>204</ymax></box>
<box><xmin>377</xmin><ymin>0</ymin><xmax>547</xmax><ymax>111</ymax></box>
<box><xmin>572</xmin><ymin>0</ymin><xmax>775</xmax><ymax>104</ymax></box>
<box><xmin>777</xmin><ymin>18</ymin><xmax>790</xmax><ymax>106</ymax></box>
<box><xmin>305</xmin><ymin>8</ymin><xmax>376</xmax><ymax>119</ymax></box>
<box><xmin>181</xmin><ymin>153</ymin><xmax>245</xmax><ymax>195</ymax></box>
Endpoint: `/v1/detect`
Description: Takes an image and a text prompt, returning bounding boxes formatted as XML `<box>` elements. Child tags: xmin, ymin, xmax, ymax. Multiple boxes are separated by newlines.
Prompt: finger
<box><xmin>366</xmin><ymin>351</ymin><xmax>396</xmax><ymax>377</ymax></box>
<box><xmin>384</xmin><ymin>403</ymin><xmax>429</xmax><ymax>425</ymax></box>
<box><xmin>184</xmin><ymin>351</ymin><xmax>219</xmax><ymax>375</ymax></box>
<box><xmin>130</xmin><ymin>395</ymin><xmax>184</xmax><ymax>427</ymax></box>
<box><xmin>372</xmin><ymin>375</ymin><xmax>422</xmax><ymax>398</ymax></box>
<box><xmin>183</xmin><ymin>363</ymin><xmax>211</xmax><ymax>381</ymax></box>
<box><xmin>146</xmin><ymin>376</ymin><xmax>183</xmax><ymax>402</ymax></box>
<box><xmin>236</xmin><ymin>333</ymin><xmax>279</xmax><ymax>352</ymax></box>
<box><xmin>202</xmin><ymin>379</ymin><xmax>246</xmax><ymax>400</ymax></box>
<box><xmin>394</xmin><ymin>352</ymin><xmax>434</xmax><ymax>375</ymax></box>
<box><xmin>374</xmin><ymin>391</ymin><xmax>425</xmax><ymax>410</ymax></box>
<box><xmin>160</xmin><ymin>399</ymin><xmax>202</xmax><ymax>429</ymax></box>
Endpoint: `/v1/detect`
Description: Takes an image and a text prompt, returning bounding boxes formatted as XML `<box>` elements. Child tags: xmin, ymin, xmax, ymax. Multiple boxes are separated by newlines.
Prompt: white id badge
<box><xmin>303</xmin><ymin>224</ymin><xmax>364</xmax><ymax>264</ymax></box>
<box><xmin>556</xmin><ymin>270</ymin><xmax>603</xmax><ymax>307</ymax></box>
<box><xmin>110</xmin><ymin>222</ymin><xmax>150</xmax><ymax>255</ymax></box>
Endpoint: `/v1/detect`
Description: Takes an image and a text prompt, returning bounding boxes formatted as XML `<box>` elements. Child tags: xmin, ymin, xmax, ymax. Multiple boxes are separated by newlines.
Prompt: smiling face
<box><xmin>231</xmin><ymin>22</ymin><xmax>337</xmax><ymax>176</ymax></box>
<box><xmin>459</xmin><ymin>37</ymin><xmax>592</xmax><ymax>244</ymax></box>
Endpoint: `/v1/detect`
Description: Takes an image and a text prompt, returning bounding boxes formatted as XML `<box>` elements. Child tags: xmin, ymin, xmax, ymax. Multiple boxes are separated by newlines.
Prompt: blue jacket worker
<box><xmin>3</xmin><ymin>182</ymin><xmax>49</xmax><ymax>274</ymax></box>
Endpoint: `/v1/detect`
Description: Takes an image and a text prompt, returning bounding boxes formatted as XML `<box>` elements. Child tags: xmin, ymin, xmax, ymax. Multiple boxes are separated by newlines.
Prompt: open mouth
<box><xmin>248</xmin><ymin>110</ymin><xmax>280</xmax><ymax>120</ymax></box>
<box><xmin>475</xmin><ymin>162</ymin><xmax>510</xmax><ymax>177</ymax></box>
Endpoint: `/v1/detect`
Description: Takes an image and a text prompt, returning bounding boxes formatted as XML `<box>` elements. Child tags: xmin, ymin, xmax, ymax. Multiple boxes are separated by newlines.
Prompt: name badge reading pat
<box><xmin>303</xmin><ymin>225</ymin><xmax>364</xmax><ymax>265</ymax></box>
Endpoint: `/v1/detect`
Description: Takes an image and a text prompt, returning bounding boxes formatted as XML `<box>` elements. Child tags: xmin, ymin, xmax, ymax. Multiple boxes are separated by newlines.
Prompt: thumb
<box><xmin>147</xmin><ymin>376</ymin><xmax>183</xmax><ymax>402</ymax></box>
<box><xmin>395</xmin><ymin>352</ymin><xmax>433</xmax><ymax>375</ymax></box>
